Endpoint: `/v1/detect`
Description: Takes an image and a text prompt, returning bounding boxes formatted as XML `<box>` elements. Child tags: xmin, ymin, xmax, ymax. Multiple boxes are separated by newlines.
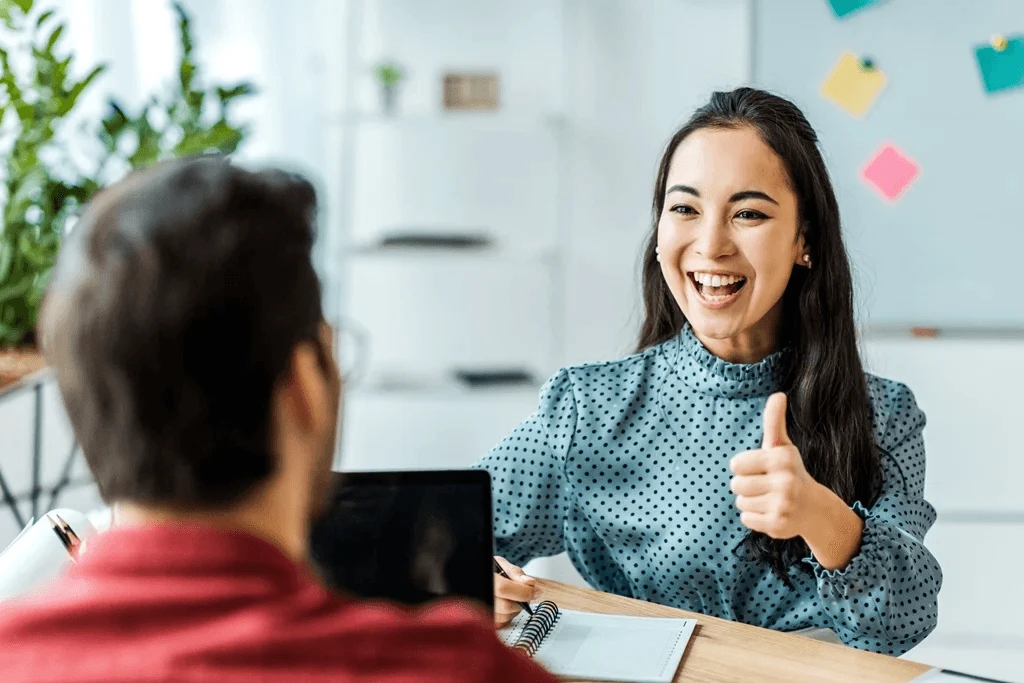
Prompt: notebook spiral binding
<box><xmin>512</xmin><ymin>600</ymin><xmax>561</xmax><ymax>657</ymax></box>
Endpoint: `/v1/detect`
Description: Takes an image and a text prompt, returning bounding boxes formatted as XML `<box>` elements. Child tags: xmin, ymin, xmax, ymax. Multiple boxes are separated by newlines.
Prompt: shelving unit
<box><xmin>331</xmin><ymin>0</ymin><xmax>570</xmax><ymax>471</ymax></box>
<box><xmin>347</xmin><ymin>117</ymin><xmax>563</xmax><ymax>255</ymax></box>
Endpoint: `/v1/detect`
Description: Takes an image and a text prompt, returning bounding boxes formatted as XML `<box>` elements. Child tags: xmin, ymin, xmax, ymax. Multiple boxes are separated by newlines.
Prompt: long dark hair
<box><xmin>637</xmin><ymin>87</ymin><xmax>881</xmax><ymax>582</ymax></box>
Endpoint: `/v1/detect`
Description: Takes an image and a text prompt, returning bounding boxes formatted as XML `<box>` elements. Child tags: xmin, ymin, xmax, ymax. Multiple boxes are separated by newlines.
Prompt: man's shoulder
<box><xmin>0</xmin><ymin>583</ymin><xmax>555</xmax><ymax>683</ymax></box>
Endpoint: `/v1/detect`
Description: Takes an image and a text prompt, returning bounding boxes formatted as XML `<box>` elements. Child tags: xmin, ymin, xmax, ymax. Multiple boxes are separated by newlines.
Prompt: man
<box><xmin>0</xmin><ymin>158</ymin><xmax>554</xmax><ymax>683</ymax></box>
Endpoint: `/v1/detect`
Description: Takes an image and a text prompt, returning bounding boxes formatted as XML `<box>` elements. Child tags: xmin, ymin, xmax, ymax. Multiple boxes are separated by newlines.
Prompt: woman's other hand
<box><xmin>493</xmin><ymin>556</ymin><xmax>537</xmax><ymax>628</ymax></box>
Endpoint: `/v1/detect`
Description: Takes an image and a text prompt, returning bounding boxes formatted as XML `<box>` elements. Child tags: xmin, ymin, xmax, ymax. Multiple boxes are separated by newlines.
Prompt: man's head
<box><xmin>40</xmin><ymin>157</ymin><xmax>340</xmax><ymax>548</ymax></box>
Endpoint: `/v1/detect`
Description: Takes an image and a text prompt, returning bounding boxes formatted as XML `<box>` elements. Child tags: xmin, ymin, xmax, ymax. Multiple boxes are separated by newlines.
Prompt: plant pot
<box><xmin>380</xmin><ymin>84</ymin><xmax>397</xmax><ymax>115</ymax></box>
<box><xmin>0</xmin><ymin>345</ymin><xmax>46</xmax><ymax>391</ymax></box>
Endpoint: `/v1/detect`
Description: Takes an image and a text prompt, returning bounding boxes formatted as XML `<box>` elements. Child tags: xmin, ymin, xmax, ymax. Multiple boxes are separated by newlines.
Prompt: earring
<box><xmin>802</xmin><ymin>254</ymin><xmax>812</xmax><ymax>268</ymax></box>
<box><xmin>655</xmin><ymin>246</ymin><xmax>661</xmax><ymax>263</ymax></box>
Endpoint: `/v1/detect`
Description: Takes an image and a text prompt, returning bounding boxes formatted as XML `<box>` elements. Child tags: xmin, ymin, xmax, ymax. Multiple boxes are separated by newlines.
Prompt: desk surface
<box><xmin>535</xmin><ymin>579</ymin><xmax>931</xmax><ymax>683</ymax></box>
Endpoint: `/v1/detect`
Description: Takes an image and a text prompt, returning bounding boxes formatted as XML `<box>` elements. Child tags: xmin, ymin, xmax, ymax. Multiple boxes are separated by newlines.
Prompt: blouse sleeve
<box><xmin>472</xmin><ymin>369</ymin><xmax>578</xmax><ymax>567</ymax></box>
<box><xmin>804</xmin><ymin>381</ymin><xmax>942</xmax><ymax>655</ymax></box>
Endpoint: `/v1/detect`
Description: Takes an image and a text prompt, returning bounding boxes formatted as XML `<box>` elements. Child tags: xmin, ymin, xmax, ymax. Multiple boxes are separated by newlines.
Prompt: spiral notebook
<box><xmin>499</xmin><ymin>600</ymin><xmax>696</xmax><ymax>682</ymax></box>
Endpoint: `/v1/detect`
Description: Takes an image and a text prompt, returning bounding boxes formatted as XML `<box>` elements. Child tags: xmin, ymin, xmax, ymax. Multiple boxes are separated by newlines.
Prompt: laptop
<box><xmin>309</xmin><ymin>469</ymin><xmax>494</xmax><ymax>612</ymax></box>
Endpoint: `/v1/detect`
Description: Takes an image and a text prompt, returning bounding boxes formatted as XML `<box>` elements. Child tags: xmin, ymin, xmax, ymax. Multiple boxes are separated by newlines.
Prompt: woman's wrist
<box><xmin>799</xmin><ymin>483</ymin><xmax>865</xmax><ymax>571</ymax></box>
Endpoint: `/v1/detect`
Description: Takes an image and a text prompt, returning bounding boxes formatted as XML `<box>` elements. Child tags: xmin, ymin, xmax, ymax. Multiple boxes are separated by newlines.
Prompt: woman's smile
<box><xmin>687</xmin><ymin>270</ymin><xmax>748</xmax><ymax>309</ymax></box>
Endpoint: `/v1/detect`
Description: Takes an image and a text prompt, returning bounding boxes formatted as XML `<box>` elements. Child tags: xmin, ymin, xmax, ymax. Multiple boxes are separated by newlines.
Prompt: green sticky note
<box><xmin>975</xmin><ymin>36</ymin><xmax>1024</xmax><ymax>94</ymax></box>
<box><xmin>827</xmin><ymin>0</ymin><xmax>882</xmax><ymax>19</ymax></box>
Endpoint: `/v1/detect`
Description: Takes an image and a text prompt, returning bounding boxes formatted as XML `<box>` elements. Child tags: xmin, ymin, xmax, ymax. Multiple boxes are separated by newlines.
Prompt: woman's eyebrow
<box><xmin>666</xmin><ymin>185</ymin><xmax>779</xmax><ymax>206</ymax></box>
<box><xmin>728</xmin><ymin>190</ymin><xmax>779</xmax><ymax>205</ymax></box>
<box><xmin>666</xmin><ymin>184</ymin><xmax>700</xmax><ymax>197</ymax></box>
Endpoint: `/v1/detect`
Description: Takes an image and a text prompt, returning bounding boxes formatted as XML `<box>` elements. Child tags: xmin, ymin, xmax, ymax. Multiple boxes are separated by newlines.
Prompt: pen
<box><xmin>939</xmin><ymin>668</ymin><xmax>1015</xmax><ymax>683</ymax></box>
<box><xmin>47</xmin><ymin>513</ymin><xmax>82</xmax><ymax>562</ymax></box>
<box><xmin>493</xmin><ymin>558</ymin><xmax>534</xmax><ymax>616</ymax></box>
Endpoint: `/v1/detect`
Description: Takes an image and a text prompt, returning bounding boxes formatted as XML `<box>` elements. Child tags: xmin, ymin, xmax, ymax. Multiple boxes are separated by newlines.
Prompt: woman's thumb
<box><xmin>762</xmin><ymin>392</ymin><xmax>792</xmax><ymax>447</ymax></box>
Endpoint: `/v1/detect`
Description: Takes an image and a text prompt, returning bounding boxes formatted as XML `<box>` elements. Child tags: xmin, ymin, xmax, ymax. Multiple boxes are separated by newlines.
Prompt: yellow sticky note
<box><xmin>820</xmin><ymin>52</ymin><xmax>887</xmax><ymax>117</ymax></box>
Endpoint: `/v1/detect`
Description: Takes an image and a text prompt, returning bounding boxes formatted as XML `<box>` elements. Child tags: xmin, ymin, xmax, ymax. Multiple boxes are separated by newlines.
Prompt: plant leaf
<box><xmin>174</xmin><ymin>2</ymin><xmax>193</xmax><ymax>58</ymax></box>
<box><xmin>0</xmin><ymin>241</ymin><xmax>14</xmax><ymax>283</ymax></box>
<box><xmin>0</xmin><ymin>48</ymin><xmax>25</xmax><ymax>105</ymax></box>
<box><xmin>58</xmin><ymin>63</ymin><xmax>104</xmax><ymax>115</ymax></box>
<box><xmin>0</xmin><ymin>271</ymin><xmax>36</xmax><ymax>307</ymax></box>
<box><xmin>0</xmin><ymin>0</ymin><xmax>29</xmax><ymax>27</ymax></box>
<box><xmin>216</xmin><ymin>82</ymin><xmax>255</xmax><ymax>103</ymax></box>
<box><xmin>0</xmin><ymin>2</ymin><xmax>15</xmax><ymax>29</ymax></box>
<box><xmin>172</xmin><ymin>120</ymin><xmax>240</xmax><ymax>157</ymax></box>
<box><xmin>101</xmin><ymin>100</ymin><xmax>129</xmax><ymax>135</ymax></box>
<box><xmin>179</xmin><ymin>58</ymin><xmax>196</xmax><ymax>94</ymax></box>
<box><xmin>44</xmin><ymin>23</ymin><xmax>64</xmax><ymax>55</ymax></box>
<box><xmin>127</xmin><ymin>114</ymin><xmax>163</xmax><ymax>168</ymax></box>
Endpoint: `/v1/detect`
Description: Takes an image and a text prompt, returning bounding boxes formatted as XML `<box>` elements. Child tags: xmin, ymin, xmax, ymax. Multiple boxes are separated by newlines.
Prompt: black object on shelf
<box><xmin>377</xmin><ymin>232</ymin><xmax>493</xmax><ymax>250</ymax></box>
<box><xmin>453</xmin><ymin>369</ymin><xmax>536</xmax><ymax>388</ymax></box>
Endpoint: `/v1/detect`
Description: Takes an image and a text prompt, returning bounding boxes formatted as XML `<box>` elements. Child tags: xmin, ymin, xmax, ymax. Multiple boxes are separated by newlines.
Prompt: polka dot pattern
<box><xmin>475</xmin><ymin>324</ymin><xmax>941</xmax><ymax>656</ymax></box>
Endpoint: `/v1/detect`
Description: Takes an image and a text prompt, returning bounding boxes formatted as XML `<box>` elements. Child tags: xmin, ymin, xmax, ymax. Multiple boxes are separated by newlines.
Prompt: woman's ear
<box><xmin>794</xmin><ymin>225</ymin><xmax>811</xmax><ymax>268</ymax></box>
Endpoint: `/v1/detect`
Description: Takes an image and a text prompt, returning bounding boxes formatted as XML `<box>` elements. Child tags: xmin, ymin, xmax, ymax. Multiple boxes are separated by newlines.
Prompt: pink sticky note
<box><xmin>860</xmin><ymin>144</ymin><xmax>920</xmax><ymax>201</ymax></box>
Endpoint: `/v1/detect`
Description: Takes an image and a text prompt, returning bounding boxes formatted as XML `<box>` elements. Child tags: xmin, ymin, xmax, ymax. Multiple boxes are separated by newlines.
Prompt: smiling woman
<box><xmin>656</xmin><ymin>129</ymin><xmax>805</xmax><ymax>361</ymax></box>
<box><xmin>475</xmin><ymin>88</ymin><xmax>942</xmax><ymax>657</ymax></box>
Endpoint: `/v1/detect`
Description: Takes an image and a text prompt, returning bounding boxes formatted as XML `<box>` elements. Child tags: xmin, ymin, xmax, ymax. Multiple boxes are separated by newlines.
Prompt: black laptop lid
<box><xmin>309</xmin><ymin>469</ymin><xmax>493</xmax><ymax>612</ymax></box>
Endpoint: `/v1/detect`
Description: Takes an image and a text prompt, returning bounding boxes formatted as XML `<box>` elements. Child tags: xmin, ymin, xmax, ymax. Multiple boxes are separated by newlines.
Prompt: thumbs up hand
<box><xmin>729</xmin><ymin>393</ymin><xmax>816</xmax><ymax>540</ymax></box>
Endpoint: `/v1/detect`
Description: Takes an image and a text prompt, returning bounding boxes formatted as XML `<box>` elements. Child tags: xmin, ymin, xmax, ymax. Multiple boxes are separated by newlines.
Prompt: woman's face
<box><xmin>657</xmin><ymin>125</ymin><xmax>805</xmax><ymax>363</ymax></box>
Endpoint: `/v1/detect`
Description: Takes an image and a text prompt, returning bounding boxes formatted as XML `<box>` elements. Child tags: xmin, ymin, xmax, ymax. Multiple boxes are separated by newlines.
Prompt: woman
<box><xmin>477</xmin><ymin>88</ymin><xmax>941</xmax><ymax>656</ymax></box>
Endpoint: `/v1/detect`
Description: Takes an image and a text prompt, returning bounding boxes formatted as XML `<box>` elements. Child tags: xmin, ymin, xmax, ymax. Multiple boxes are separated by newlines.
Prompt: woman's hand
<box><xmin>493</xmin><ymin>556</ymin><xmax>537</xmax><ymax>628</ymax></box>
<box><xmin>730</xmin><ymin>392</ymin><xmax>864</xmax><ymax>569</ymax></box>
<box><xmin>729</xmin><ymin>393</ymin><xmax>816</xmax><ymax>539</ymax></box>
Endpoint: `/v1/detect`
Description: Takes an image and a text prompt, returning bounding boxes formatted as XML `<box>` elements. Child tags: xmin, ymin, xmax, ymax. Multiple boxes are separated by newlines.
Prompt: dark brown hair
<box><xmin>40</xmin><ymin>156</ymin><xmax>324</xmax><ymax>507</ymax></box>
<box><xmin>638</xmin><ymin>87</ymin><xmax>881</xmax><ymax>582</ymax></box>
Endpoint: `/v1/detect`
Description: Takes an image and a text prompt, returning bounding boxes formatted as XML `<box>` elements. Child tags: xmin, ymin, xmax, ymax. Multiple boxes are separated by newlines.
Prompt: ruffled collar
<box><xmin>666</xmin><ymin>323</ymin><xmax>790</xmax><ymax>400</ymax></box>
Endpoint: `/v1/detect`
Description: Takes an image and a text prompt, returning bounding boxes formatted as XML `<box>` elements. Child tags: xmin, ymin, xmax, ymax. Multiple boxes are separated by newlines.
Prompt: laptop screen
<box><xmin>309</xmin><ymin>469</ymin><xmax>493</xmax><ymax>612</ymax></box>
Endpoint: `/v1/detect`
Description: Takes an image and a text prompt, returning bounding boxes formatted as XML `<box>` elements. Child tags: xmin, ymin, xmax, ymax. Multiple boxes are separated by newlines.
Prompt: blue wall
<box><xmin>755</xmin><ymin>0</ymin><xmax>1024</xmax><ymax>326</ymax></box>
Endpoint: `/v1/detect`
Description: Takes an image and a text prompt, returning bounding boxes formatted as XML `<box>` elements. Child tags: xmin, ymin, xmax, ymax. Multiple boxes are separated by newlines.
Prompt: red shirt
<box><xmin>0</xmin><ymin>523</ymin><xmax>556</xmax><ymax>683</ymax></box>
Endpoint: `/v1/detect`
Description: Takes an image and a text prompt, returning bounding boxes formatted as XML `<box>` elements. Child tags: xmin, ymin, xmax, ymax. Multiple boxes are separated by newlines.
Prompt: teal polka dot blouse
<box><xmin>475</xmin><ymin>324</ymin><xmax>942</xmax><ymax>656</ymax></box>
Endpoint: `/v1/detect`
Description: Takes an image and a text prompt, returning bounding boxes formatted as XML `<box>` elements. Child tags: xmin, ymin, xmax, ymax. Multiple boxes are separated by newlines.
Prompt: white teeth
<box><xmin>692</xmin><ymin>272</ymin><xmax>745</xmax><ymax>286</ymax></box>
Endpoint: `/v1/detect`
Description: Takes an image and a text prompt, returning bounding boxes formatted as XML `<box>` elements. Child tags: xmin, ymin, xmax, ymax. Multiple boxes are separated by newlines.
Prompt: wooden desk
<box><xmin>535</xmin><ymin>578</ymin><xmax>932</xmax><ymax>683</ymax></box>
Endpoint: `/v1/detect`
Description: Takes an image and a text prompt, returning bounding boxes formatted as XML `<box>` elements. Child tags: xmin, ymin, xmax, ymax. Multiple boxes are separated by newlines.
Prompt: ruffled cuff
<box><xmin>802</xmin><ymin>501</ymin><xmax>900</xmax><ymax>600</ymax></box>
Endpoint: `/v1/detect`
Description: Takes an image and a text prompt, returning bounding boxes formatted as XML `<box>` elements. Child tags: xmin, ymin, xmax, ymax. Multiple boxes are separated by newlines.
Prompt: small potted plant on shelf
<box><xmin>373</xmin><ymin>61</ymin><xmax>404</xmax><ymax>115</ymax></box>
<box><xmin>0</xmin><ymin>0</ymin><xmax>253</xmax><ymax>390</ymax></box>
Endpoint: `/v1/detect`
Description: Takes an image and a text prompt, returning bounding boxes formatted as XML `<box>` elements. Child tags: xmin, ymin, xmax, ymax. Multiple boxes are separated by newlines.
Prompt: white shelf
<box><xmin>346</xmin><ymin>243</ymin><xmax>559</xmax><ymax>264</ymax></box>
<box><xmin>347</xmin><ymin>256</ymin><xmax>555</xmax><ymax>378</ymax></box>
<box><xmin>331</xmin><ymin>111</ymin><xmax>566</xmax><ymax>131</ymax></box>
<box><xmin>351</xmin><ymin>382</ymin><xmax>542</xmax><ymax>399</ymax></box>
<box><xmin>349</xmin><ymin>120</ymin><xmax>561</xmax><ymax>251</ymax></box>
<box><xmin>338</xmin><ymin>384</ymin><xmax>542</xmax><ymax>472</ymax></box>
<box><xmin>351</xmin><ymin>0</ymin><xmax>565</xmax><ymax>119</ymax></box>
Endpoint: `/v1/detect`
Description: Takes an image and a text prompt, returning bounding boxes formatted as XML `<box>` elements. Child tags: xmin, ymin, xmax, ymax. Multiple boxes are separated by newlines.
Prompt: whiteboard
<box><xmin>754</xmin><ymin>0</ymin><xmax>1024</xmax><ymax>326</ymax></box>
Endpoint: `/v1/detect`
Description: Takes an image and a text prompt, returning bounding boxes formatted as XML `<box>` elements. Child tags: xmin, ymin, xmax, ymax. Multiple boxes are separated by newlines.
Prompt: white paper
<box><xmin>501</xmin><ymin>608</ymin><xmax>696</xmax><ymax>683</ymax></box>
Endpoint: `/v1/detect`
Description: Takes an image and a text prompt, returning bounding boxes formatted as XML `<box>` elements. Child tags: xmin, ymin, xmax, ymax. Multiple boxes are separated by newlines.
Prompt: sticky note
<box><xmin>821</xmin><ymin>53</ymin><xmax>887</xmax><ymax>117</ymax></box>
<box><xmin>861</xmin><ymin>144</ymin><xmax>919</xmax><ymax>202</ymax></box>
<box><xmin>827</xmin><ymin>0</ymin><xmax>883</xmax><ymax>19</ymax></box>
<box><xmin>974</xmin><ymin>35</ymin><xmax>1024</xmax><ymax>94</ymax></box>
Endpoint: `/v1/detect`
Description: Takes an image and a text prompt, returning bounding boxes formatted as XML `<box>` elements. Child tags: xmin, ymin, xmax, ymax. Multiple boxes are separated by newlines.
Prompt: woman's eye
<box><xmin>670</xmin><ymin>205</ymin><xmax>697</xmax><ymax>216</ymax></box>
<box><xmin>735</xmin><ymin>209</ymin><xmax>768</xmax><ymax>221</ymax></box>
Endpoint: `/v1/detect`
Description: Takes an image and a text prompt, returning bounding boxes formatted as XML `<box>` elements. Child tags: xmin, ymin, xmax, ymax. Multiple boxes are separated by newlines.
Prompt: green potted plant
<box><xmin>95</xmin><ymin>3</ymin><xmax>254</xmax><ymax>176</ymax></box>
<box><xmin>0</xmin><ymin>0</ymin><xmax>253</xmax><ymax>389</ymax></box>
<box><xmin>373</xmin><ymin>61</ymin><xmax>404</xmax><ymax>115</ymax></box>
